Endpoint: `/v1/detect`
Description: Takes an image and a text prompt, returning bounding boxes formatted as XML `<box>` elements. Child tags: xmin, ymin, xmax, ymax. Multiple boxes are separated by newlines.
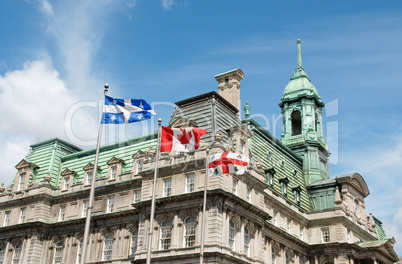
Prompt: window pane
<box><xmin>184</xmin><ymin>217</ymin><xmax>196</xmax><ymax>247</ymax></box>
<box><xmin>160</xmin><ymin>220</ymin><xmax>172</xmax><ymax>250</ymax></box>
<box><xmin>53</xmin><ymin>241</ymin><xmax>64</xmax><ymax>264</ymax></box>
<box><xmin>103</xmin><ymin>234</ymin><xmax>114</xmax><ymax>260</ymax></box>
<box><xmin>186</xmin><ymin>174</ymin><xmax>195</xmax><ymax>193</ymax></box>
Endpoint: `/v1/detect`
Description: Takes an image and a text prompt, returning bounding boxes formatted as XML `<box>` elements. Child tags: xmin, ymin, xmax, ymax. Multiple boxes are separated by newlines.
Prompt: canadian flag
<box><xmin>160</xmin><ymin>127</ymin><xmax>207</xmax><ymax>152</ymax></box>
<box><xmin>208</xmin><ymin>153</ymin><xmax>249</xmax><ymax>176</ymax></box>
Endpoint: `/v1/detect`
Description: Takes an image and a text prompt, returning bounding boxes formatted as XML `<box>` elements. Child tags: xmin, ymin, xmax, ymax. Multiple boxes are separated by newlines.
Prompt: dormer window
<box><xmin>62</xmin><ymin>177</ymin><xmax>70</xmax><ymax>190</ymax></box>
<box><xmin>281</xmin><ymin>161</ymin><xmax>285</xmax><ymax>170</ymax></box>
<box><xmin>136</xmin><ymin>160</ymin><xmax>143</xmax><ymax>174</ymax></box>
<box><xmin>279</xmin><ymin>177</ymin><xmax>289</xmax><ymax>197</ymax></box>
<box><xmin>86</xmin><ymin>171</ymin><xmax>93</xmax><ymax>185</ymax></box>
<box><xmin>106</xmin><ymin>157</ymin><xmax>125</xmax><ymax>181</ymax></box>
<box><xmin>110</xmin><ymin>166</ymin><xmax>117</xmax><ymax>180</ymax></box>
<box><xmin>18</xmin><ymin>173</ymin><xmax>26</xmax><ymax>191</ymax></box>
<box><xmin>264</xmin><ymin>168</ymin><xmax>276</xmax><ymax>187</ymax></box>
<box><xmin>292</xmin><ymin>186</ymin><xmax>302</xmax><ymax>206</ymax></box>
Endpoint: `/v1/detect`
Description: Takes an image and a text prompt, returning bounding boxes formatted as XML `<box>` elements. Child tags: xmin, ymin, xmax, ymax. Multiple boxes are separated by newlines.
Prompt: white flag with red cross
<box><xmin>208</xmin><ymin>152</ymin><xmax>249</xmax><ymax>177</ymax></box>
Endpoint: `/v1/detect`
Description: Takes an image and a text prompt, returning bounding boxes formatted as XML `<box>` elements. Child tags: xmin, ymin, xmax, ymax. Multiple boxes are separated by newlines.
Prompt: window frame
<box><xmin>246</xmin><ymin>186</ymin><xmax>251</xmax><ymax>202</ymax></box>
<box><xmin>184</xmin><ymin>217</ymin><xmax>196</xmax><ymax>247</ymax></box>
<box><xmin>134</xmin><ymin>189</ymin><xmax>141</xmax><ymax>203</ymax></box>
<box><xmin>131</xmin><ymin>230</ymin><xmax>138</xmax><ymax>256</ymax></box>
<box><xmin>244</xmin><ymin>226</ymin><xmax>250</xmax><ymax>256</ymax></box>
<box><xmin>12</xmin><ymin>243</ymin><xmax>22</xmax><ymax>264</ymax></box>
<box><xmin>163</xmin><ymin>178</ymin><xmax>172</xmax><ymax>197</ymax></box>
<box><xmin>3</xmin><ymin>211</ymin><xmax>11</xmax><ymax>227</ymax></box>
<box><xmin>160</xmin><ymin>220</ymin><xmax>172</xmax><ymax>250</ymax></box>
<box><xmin>18</xmin><ymin>173</ymin><xmax>26</xmax><ymax>191</ymax></box>
<box><xmin>86</xmin><ymin>171</ymin><xmax>93</xmax><ymax>185</ymax></box>
<box><xmin>62</xmin><ymin>177</ymin><xmax>70</xmax><ymax>190</ymax></box>
<box><xmin>82</xmin><ymin>200</ymin><xmax>89</xmax><ymax>217</ymax></box>
<box><xmin>185</xmin><ymin>174</ymin><xmax>195</xmax><ymax>193</ymax></box>
<box><xmin>58</xmin><ymin>205</ymin><xmax>66</xmax><ymax>222</ymax></box>
<box><xmin>321</xmin><ymin>227</ymin><xmax>330</xmax><ymax>243</ymax></box>
<box><xmin>19</xmin><ymin>208</ymin><xmax>26</xmax><ymax>224</ymax></box>
<box><xmin>107</xmin><ymin>195</ymin><xmax>115</xmax><ymax>213</ymax></box>
<box><xmin>232</xmin><ymin>179</ymin><xmax>238</xmax><ymax>195</ymax></box>
<box><xmin>228</xmin><ymin>220</ymin><xmax>236</xmax><ymax>250</ymax></box>
<box><xmin>110</xmin><ymin>166</ymin><xmax>117</xmax><ymax>180</ymax></box>
<box><xmin>103</xmin><ymin>233</ymin><xmax>114</xmax><ymax>261</ymax></box>
<box><xmin>53</xmin><ymin>241</ymin><xmax>64</xmax><ymax>264</ymax></box>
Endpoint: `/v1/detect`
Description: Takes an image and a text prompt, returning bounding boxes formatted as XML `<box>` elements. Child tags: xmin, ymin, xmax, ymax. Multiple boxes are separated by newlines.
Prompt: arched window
<box><xmin>184</xmin><ymin>217</ymin><xmax>196</xmax><ymax>247</ymax></box>
<box><xmin>244</xmin><ymin>227</ymin><xmax>250</xmax><ymax>256</ymax></box>
<box><xmin>131</xmin><ymin>230</ymin><xmax>138</xmax><ymax>256</ymax></box>
<box><xmin>291</xmin><ymin>111</ymin><xmax>302</xmax><ymax>135</ymax></box>
<box><xmin>229</xmin><ymin>220</ymin><xmax>236</xmax><ymax>250</ymax></box>
<box><xmin>12</xmin><ymin>243</ymin><xmax>22</xmax><ymax>264</ymax></box>
<box><xmin>271</xmin><ymin>247</ymin><xmax>276</xmax><ymax>264</ymax></box>
<box><xmin>0</xmin><ymin>244</ymin><xmax>6</xmax><ymax>263</ymax></box>
<box><xmin>160</xmin><ymin>220</ymin><xmax>172</xmax><ymax>250</ymax></box>
<box><xmin>103</xmin><ymin>233</ymin><xmax>114</xmax><ymax>261</ymax></box>
<box><xmin>76</xmin><ymin>238</ymin><xmax>83</xmax><ymax>264</ymax></box>
<box><xmin>53</xmin><ymin>241</ymin><xmax>64</xmax><ymax>264</ymax></box>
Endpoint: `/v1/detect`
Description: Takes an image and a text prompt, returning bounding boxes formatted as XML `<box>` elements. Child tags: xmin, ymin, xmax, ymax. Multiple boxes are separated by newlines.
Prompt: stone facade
<box><xmin>0</xmin><ymin>40</ymin><xmax>398</xmax><ymax>264</ymax></box>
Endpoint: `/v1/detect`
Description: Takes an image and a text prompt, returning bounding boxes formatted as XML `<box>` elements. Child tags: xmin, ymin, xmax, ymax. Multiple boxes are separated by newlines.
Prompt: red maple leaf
<box><xmin>177</xmin><ymin>128</ymin><xmax>193</xmax><ymax>146</ymax></box>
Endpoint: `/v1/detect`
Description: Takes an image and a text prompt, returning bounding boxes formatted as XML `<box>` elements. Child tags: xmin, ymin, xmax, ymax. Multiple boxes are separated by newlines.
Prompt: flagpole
<box><xmin>146</xmin><ymin>118</ymin><xmax>162</xmax><ymax>264</ymax></box>
<box><xmin>200</xmin><ymin>147</ymin><xmax>210</xmax><ymax>264</ymax></box>
<box><xmin>80</xmin><ymin>84</ymin><xmax>109</xmax><ymax>264</ymax></box>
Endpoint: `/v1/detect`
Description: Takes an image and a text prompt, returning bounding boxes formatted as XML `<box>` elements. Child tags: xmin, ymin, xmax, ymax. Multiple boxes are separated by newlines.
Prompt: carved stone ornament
<box><xmin>214</xmin><ymin>130</ymin><xmax>223</xmax><ymax>143</ymax></box>
<box><xmin>0</xmin><ymin>183</ymin><xmax>4</xmax><ymax>193</ymax></box>
<box><xmin>43</xmin><ymin>171</ymin><xmax>51</xmax><ymax>183</ymax></box>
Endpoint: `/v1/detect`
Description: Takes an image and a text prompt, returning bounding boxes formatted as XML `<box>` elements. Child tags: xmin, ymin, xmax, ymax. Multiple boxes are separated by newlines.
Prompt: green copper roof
<box><xmin>281</xmin><ymin>39</ymin><xmax>323</xmax><ymax>105</ymax></box>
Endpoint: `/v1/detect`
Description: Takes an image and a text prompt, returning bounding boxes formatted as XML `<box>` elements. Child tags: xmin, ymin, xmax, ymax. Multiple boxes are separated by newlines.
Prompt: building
<box><xmin>0</xmin><ymin>39</ymin><xmax>398</xmax><ymax>264</ymax></box>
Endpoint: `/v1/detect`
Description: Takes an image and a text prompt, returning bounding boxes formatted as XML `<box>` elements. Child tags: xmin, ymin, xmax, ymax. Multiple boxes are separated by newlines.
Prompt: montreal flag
<box><xmin>208</xmin><ymin>152</ymin><xmax>249</xmax><ymax>177</ymax></box>
<box><xmin>160</xmin><ymin>127</ymin><xmax>207</xmax><ymax>152</ymax></box>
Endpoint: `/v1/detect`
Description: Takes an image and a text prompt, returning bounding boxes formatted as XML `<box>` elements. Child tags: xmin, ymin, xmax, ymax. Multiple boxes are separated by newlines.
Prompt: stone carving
<box><xmin>0</xmin><ymin>183</ymin><xmax>4</xmax><ymax>193</ymax></box>
<box><xmin>43</xmin><ymin>172</ymin><xmax>51</xmax><ymax>183</ymax></box>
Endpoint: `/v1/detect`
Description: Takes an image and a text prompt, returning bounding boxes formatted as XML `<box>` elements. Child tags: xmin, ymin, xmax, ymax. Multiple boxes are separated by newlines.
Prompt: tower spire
<box><xmin>291</xmin><ymin>38</ymin><xmax>309</xmax><ymax>81</ymax></box>
<box><xmin>297</xmin><ymin>38</ymin><xmax>303</xmax><ymax>69</ymax></box>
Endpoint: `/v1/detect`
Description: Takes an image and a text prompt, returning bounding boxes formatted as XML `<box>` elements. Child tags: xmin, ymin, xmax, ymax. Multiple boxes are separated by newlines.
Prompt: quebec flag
<box><xmin>101</xmin><ymin>95</ymin><xmax>156</xmax><ymax>124</ymax></box>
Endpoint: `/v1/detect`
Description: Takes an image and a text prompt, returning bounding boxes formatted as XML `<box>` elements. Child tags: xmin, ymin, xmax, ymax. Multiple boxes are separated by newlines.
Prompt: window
<box><xmin>293</xmin><ymin>170</ymin><xmax>298</xmax><ymax>178</ymax></box>
<box><xmin>12</xmin><ymin>243</ymin><xmax>22</xmax><ymax>264</ymax></box>
<box><xmin>267</xmin><ymin>151</ymin><xmax>272</xmax><ymax>161</ymax></box>
<box><xmin>86</xmin><ymin>172</ymin><xmax>93</xmax><ymax>185</ymax></box>
<box><xmin>268</xmin><ymin>174</ymin><xmax>274</xmax><ymax>186</ymax></box>
<box><xmin>186</xmin><ymin>174</ymin><xmax>195</xmax><ymax>193</ymax></box>
<box><xmin>110</xmin><ymin>166</ymin><xmax>117</xmax><ymax>179</ymax></box>
<box><xmin>0</xmin><ymin>244</ymin><xmax>6</xmax><ymax>264</ymax></box>
<box><xmin>58</xmin><ymin>205</ymin><xmax>66</xmax><ymax>221</ymax></box>
<box><xmin>18</xmin><ymin>173</ymin><xmax>26</xmax><ymax>191</ymax></box>
<box><xmin>19</xmin><ymin>208</ymin><xmax>26</xmax><ymax>224</ymax></box>
<box><xmin>107</xmin><ymin>196</ymin><xmax>115</xmax><ymax>213</ymax></box>
<box><xmin>272</xmin><ymin>247</ymin><xmax>276</xmax><ymax>264</ymax></box>
<box><xmin>103</xmin><ymin>233</ymin><xmax>114</xmax><ymax>261</ymax></box>
<box><xmin>76</xmin><ymin>238</ymin><xmax>83</xmax><ymax>264</ymax></box>
<box><xmin>229</xmin><ymin>220</ymin><xmax>236</xmax><ymax>250</ymax></box>
<box><xmin>287</xmin><ymin>219</ymin><xmax>291</xmax><ymax>233</ymax></box>
<box><xmin>321</xmin><ymin>227</ymin><xmax>330</xmax><ymax>243</ymax></box>
<box><xmin>232</xmin><ymin>179</ymin><xmax>238</xmax><ymax>195</ymax></box>
<box><xmin>291</xmin><ymin>111</ymin><xmax>302</xmax><ymax>135</ymax></box>
<box><xmin>244</xmin><ymin>227</ymin><xmax>250</xmax><ymax>256</ymax></box>
<box><xmin>295</xmin><ymin>191</ymin><xmax>300</xmax><ymax>205</ymax></box>
<box><xmin>82</xmin><ymin>201</ymin><xmax>89</xmax><ymax>217</ymax></box>
<box><xmin>160</xmin><ymin>220</ymin><xmax>172</xmax><ymax>250</ymax></box>
<box><xmin>131</xmin><ymin>230</ymin><xmax>138</xmax><ymax>256</ymax></box>
<box><xmin>282</xmin><ymin>181</ymin><xmax>288</xmax><ymax>196</ymax></box>
<box><xmin>347</xmin><ymin>229</ymin><xmax>351</xmax><ymax>243</ymax></box>
<box><xmin>300</xmin><ymin>226</ymin><xmax>304</xmax><ymax>241</ymax></box>
<box><xmin>3</xmin><ymin>211</ymin><xmax>10</xmax><ymax>227</ymax></box>
<box><xmin>134</xmin><ymin>190</ymin><xmax>141</xmax><ymax>203</ymax></box>
<box><xmin>163</xmin><ymin>178</ymin><xmax>172</xmax><ymax>197</ymax></box>
<box><xmin>281</xmin><ymin>161</ymin><xmax>285</xmax><ymax>170</ymax></box>
<box><xmin>53</xmin><ymin>241</ymin><xmax>64</xmax><ymax>264</ymax></box>
<box><xmin>240</xmin><ymin>140</ymin><xmax>245</xmax><ymax>154</ymax></box>
<box><xmin>246</xmin><ymin>187</ymin><xmax>251</xmax><ymax>202</ymax></box>
<box><xmin>354</xmin><ymin>200</ymin><xmax>359</xmax><ymax>216</ymax></box>
<box><xmin>286</xmin><ymin>253</ymin><xmax>292</xmax><ymax>264</ymax></box>
<box><xmin>273</xmin><ymin>211</ymin><xmax>278</xmax><ymax>226</ymax></box>
<box><xmin>184</xmin><ymin>217</ymin><xmax>196</xmax><ymax>247</ymax></box>
<box><xmin>63</xmin><ymin>177</ymin><xmax>69</xmax><ymax>190</ymax></box>
<box><xmin>136</xmin><ymin>160</ymin><xmax>143</xmax><ymax>174</ymax></box>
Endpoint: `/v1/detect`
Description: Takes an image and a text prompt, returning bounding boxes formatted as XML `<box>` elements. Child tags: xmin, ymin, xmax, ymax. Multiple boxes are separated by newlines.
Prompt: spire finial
<box><xmin>297</xmin><ymin>38</ymin><xmax>302</xmax><ymax>69</ymax></box>
<box><xmin>244</xmin><ymin>101</ymin><xmax>251</xmax><ymax>118</ymax></box>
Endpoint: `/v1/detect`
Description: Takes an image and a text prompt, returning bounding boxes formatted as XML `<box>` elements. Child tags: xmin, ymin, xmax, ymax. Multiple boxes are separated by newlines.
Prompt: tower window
<box><xmin>291</xmin><ymin>111</ymin><xmax>302</xmax><ymax>135</ymax></box>
<box><xmin>225</xmin><ymin>77</ymin><xmax>229</xmax><ymax>86</ymax></box>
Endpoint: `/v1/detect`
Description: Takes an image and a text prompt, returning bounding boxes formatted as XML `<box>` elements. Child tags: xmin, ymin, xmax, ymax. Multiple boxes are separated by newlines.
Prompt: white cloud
<box><xmin>161</xmin><ymin>0</ymin><xmax>174</xmax><ymax>11</ymax></box>
<box><xmin>126</xmin><ymin>0</ymin><xmax>137</xmax><ymax>8</ymax></box>
<box><xmin>39</xmin><ymin>0</ymin><xmax>54</xmax><ymax>16</ymax></box>
<box><xmin>0</xmin><ymin>138</ymin><xmax>31</xmax><ymax>186</ymax></box>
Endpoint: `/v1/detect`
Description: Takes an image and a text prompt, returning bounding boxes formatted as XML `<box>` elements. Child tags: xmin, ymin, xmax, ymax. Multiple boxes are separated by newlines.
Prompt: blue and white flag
<box><xmin>101</xmin><ymin>95</ymin><xmax>156</xmax><ymax>124</ymax></box>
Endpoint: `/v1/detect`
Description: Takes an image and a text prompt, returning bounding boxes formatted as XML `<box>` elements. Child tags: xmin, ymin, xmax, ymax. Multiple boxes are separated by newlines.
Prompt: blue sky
<box><xmin>0</xmin><ymin>0</ymin><xmax>401</xmax><ymax>255</ymax></box>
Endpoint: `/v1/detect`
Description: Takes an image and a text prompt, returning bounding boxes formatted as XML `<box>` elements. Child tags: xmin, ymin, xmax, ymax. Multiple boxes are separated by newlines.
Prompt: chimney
<box><xmin>214</xmin><ymin>68</ymin><xmax>244</xmax><ymax>110</ymax></box>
